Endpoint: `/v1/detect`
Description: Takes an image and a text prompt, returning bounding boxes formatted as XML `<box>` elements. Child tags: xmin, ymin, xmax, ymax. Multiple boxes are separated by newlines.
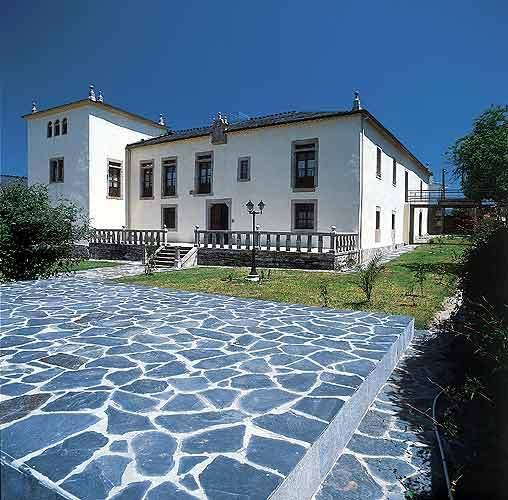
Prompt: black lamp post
<box><xmin>246</xmin><ymin>200</ymin><xmax>265</xmax><ymax>281</ymax></box>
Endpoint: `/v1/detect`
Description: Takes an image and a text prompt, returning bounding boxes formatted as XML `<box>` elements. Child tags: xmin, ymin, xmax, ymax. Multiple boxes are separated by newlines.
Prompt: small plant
<box><xmin>144</xmin><ymin>245</ymin><xmax>157</xmax><ymax>275</ymax></box>
<box><xmin>221</xmin><ymin>271</ymin><xmax>236</xmax><ymax>282</ymax></box>
<box><xmin>319</xmin><ymin>282</ymin><xmax>329</xmax><ymax>307</ymax></box>
<box><xmin>405</xmin><ymin>282</ymin><xmax>418</xmax><ymax>307</ymax></box>
<box><xmin>413</xmin><ymin>263</ymin><xmax>428</xmax><ymax>296</ymax></box>
<box><xmin>355</xmin><ymin>252</ymin><xmax>385</xmax><ymax>303</ymax></box>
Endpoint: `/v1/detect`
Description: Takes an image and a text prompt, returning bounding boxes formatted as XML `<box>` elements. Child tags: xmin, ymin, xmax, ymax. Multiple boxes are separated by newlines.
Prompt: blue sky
<box><xmin>1</xmin><ymin>0</ymin><xmax>507</xmax><ymax>185</ymax></box>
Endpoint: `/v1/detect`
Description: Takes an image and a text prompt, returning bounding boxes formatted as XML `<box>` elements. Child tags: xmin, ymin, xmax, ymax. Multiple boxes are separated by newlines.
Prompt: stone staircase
<box><xmin>153</xmin><ymin>245</ymin><xmax>192</xmax><ymax>268</ymax></box>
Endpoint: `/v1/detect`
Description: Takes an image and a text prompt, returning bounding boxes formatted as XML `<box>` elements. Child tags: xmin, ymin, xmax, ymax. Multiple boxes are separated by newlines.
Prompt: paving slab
<box><xmin>1</xmin><ymin>276</ymin><xmax>413</xmax><ymax>500</ymax></box>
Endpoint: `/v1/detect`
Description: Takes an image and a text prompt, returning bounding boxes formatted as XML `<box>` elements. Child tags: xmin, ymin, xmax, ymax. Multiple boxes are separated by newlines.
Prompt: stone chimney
<box><xmin>97</xmin><ymin>90</ymin><xmax>104</xmax><ymax>103</ymax></box>
<box><xmin>210</xmin><ymin>112</ymin><xmax>228</xmax><ymax>145</ymax></box>
<box><xmin>352</xmin><ymin>90</ymin><xmax>361</xmax><ymax>111</ymax></box>
<box><xmin>159</xmin><ymin>114</ymin><xmax>165</xmax><ymax>126</ymax></box>
<box><xmin>31</xmin><ymin>100</ymin><xmax>37</xmax><ymax>113</ymax></box>
<box><xmin>88</xmin><ymin>84</ymin><xmax>96</xmax><ymax>102</ymax></box>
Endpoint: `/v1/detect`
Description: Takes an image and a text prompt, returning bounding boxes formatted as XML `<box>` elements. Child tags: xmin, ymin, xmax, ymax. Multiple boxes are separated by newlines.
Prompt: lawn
<box><xmin>117</xmin><ymin>239</ymin><xmax>468</xmax><ymax>329</ymax></box>
<box><xmin>71</xmin><ymin>260</ymin><xmax>123</xmax><ymax>271</ymax></box>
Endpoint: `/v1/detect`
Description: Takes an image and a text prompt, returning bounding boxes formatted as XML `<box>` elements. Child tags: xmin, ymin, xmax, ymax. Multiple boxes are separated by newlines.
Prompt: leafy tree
<box><xmin>448</xmin><ymin>105</ymin><xmax>508</xmax><ymax>201</ymax></box>
<box><xmin>0</xmin><ymin>183</ymin><xmax>90</xmax><ymax>281</ymax></box>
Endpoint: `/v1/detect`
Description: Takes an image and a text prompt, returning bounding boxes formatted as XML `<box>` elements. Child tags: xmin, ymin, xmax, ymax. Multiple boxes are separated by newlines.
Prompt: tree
<box><xmin>448</xmin><ymin>105</ymin><xmax>508</xmax><ymax>201</ymax></box>
<box><xmin>0</xmin><ymin>183</ymin><xmax>90</xmax><ymax>281</ymax></box>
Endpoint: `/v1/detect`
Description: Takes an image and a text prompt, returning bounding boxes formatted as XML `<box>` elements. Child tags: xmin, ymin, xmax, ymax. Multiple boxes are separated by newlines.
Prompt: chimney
<box><xmin>159</xmin><ymin>114</ymin><xmax>165</xmax><ymax>126</ymax></box>
<box><xmin>352</xmin><ymin>90</ymin><xmax>361</xmax><ymax>111</ymax></box>
<box><xmin>88</xmin><ymin>84</ymin><xmax>96</xmax><ymax>102</ymax></box>
<box><xmin>31</xmin><ymin>100</ymin><xmax>37</xmax><ymax>113</ymax></box>
<box><xmin>97</xmin><ymin>90</ymin><xmax>104</xmax><ymax>103</ymax></box>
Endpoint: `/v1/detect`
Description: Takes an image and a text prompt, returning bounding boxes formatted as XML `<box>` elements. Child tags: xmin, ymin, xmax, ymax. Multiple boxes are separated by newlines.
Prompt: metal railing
<box><xmin>194</xmin><ymin>227</ymin><xmax>358</xmax><ymax>254</ymax></box>
<box><xmin>407</xmin><ymin>189</ymin><xmax>473</xmax><ymax>204</ymax></box>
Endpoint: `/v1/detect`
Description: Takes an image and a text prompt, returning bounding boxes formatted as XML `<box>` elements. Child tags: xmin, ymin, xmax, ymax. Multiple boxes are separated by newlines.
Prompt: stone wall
<box><xmin>89</xmin><ymin>243</ymin><xmax>144</xmax><ymax>262</ymax></box>
<box><xmin>197</xmin><ymin>248</ymin><xmax>359</xmax><ymax>271</ymax></box>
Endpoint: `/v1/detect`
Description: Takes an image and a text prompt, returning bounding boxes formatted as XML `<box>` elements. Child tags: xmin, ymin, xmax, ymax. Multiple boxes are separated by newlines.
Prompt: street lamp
<box><xmin>246</xmin><ymin>200</ymin><xmax>265</xmax><ymax>281</ymax></box>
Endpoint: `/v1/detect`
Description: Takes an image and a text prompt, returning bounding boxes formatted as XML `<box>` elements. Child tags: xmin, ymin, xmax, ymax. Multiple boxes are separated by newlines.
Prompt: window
<box><xmin>49</xmin><ymin>158</ymin><xmax>64</xmax><ymax>183</ymax></box>
<box><xmin>108</xmin><ymin>161</ymin><xmax>122</xmax><ymax>198</ymax></box>
<box><xmin>376</xmin><ymin>147</ymin><xmax>382</xmax><ymax>179</ymax></box>
<box><xmin>392</xmin><ymin>159</ymin><xmax>397</xmax><ymax>185</ymax></box>
<box><xmin>47</xmin><ymin>121</ymin><xmax>53</xmax><ymax>138</ymax></box>
<box><xmin>404</xmin><ymin>171</ymin><xmax>409</xmax><ymax>201</ymax></box>
<box><xmin>162</xmin><ymin>206</ymin><xmax>177</xmax><ymax>230</ymax></box>
<box><xmin>54</xmin><ymin>119</ymin><xmax>60</xmax><ymax>136</ymax></box>
<box><xmin>392</xmin><ymin>211</ymin><xmax>396</xmax><ymax>231</ymax></box>
<box><xmin>140</xmin><ymin>161</ymin><xmax>154</xmax><ymax>198</ymax></box>
<box><xmin>293</xmin><ymin>201</ymin><xmax>316</xmax><ymax>230</ymax></box>
<box><xmin>162</xmin><ymin>158</ymin><xmax>177</xmax><ymax>197</ymax></box>
<box><xmin>195</xmin><ymin>152</ymin><xmax>213</xmax><ymax>194</ymax></box>
<box><xmin>237</xmin><ymin>157</ymin><xmax>251</xmax><ymax>182</ymax></box>
<box><xmin>293</xmin><ymin>139</ymin><xmax>318</xmax><ymax>190</ymax></box>
<box><xmin>375</xmin><ymin>206</ymin><xmax>381</xmax><ymax>242</ymax></box>
<box><xmin>62</xmin><ymin>118</ymin><xmax>68</xmax><ymax>135</ymax></box>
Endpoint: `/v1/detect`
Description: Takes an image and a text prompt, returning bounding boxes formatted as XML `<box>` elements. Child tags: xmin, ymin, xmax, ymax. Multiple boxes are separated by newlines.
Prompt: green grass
<box><xmin>117</xmin><ymin>239</ymin><xmax>468</xmax><ymax>328</ymax></box>
<box><xmin>71</xmin><ymin>260</ymin><xmax>123</xmax><ymax>271</ymax></box>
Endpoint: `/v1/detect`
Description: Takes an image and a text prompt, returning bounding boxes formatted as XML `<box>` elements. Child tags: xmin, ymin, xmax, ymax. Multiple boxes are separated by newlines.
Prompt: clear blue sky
<box><xmin>1</xmin><ymin>0</ymin><xmax>507</xmax><ymax>185</ymax></box>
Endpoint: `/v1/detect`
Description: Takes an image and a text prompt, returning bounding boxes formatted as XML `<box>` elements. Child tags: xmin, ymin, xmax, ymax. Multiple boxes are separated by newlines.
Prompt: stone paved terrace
<box><xmin>0</xmin><ymin>275</ymin><xmax>413</xmax><ymax>500</ymax></box>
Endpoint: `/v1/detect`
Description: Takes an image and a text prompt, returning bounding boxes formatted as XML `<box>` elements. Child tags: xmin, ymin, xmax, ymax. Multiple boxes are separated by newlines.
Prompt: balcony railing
<box><xmin>194</xmin><ymin>228</ymin><xmax>358</xmax><ymax>254</ymax></box>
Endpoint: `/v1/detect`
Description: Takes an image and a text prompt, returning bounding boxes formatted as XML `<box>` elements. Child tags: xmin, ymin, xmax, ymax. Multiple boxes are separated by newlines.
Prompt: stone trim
<box><xmin>161</xmin><ymin>156</ymin><xmax>178</xmax><ymax>199</ymax></box>
<box><xmin>291</xmin><ymin>138</ymin><xmax>318</xmax><ymax>192</ymax></box>
<box><xmin>106</xmin><ymin>158</ymin><xmax>123</xmax><ymax>200</ymax></box>
<box><xmin>237</xmin><ymin>156</ymin><xmax>251</xmax><ymax>182</ymax></box>
<box><xmin>291</xmin><ymin>199</ymin><xmax>318</xmax><ymax>232</ymax></box>
<box><xmin>161</xmin><ymin>204</ymin><xmax>178</xmax><ymax>232</ymax></box>
<box><xmin>139</xmin><ymin>159</ymin><xmax>155</xmax><ymax>200</ymax></box>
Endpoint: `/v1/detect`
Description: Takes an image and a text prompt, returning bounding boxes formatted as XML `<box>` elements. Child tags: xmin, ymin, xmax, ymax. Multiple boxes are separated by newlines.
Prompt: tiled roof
<box><xmin>127</xmin><ymin>110</ymin><xmax>355</xmax><ymax>148</ymax></box>
<box><xmin>126</xmin><ymin>109</ymin><xmax>430</xmax><ymax>176</ymax></box>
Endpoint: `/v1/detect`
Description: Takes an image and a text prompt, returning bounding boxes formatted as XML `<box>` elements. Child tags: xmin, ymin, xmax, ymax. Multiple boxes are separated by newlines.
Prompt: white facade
<box><xmin>25</xmin><ymin>100</ymin><xmax>165</xmax><ymax>228</ymax></box>
<box><xmin>25</xmin><ymin>96</ymin><xmax>430</xmax><ymax>253</ymax></box>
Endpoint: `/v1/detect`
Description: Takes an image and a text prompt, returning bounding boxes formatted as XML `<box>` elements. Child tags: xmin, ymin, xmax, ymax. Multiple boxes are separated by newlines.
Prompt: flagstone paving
<box><xmin>1</xmin><ymin>274</ymin><xmax>412</xmax><ymax>500</ymax></box>
<box><xmin>314</xmin><ymin>332</ymin><xmax>434</xmax><ymax>499</ymax></box>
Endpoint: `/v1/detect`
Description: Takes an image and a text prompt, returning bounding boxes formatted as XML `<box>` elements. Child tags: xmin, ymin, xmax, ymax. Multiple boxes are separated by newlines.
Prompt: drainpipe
<box><xmin>358</xmin><ymin>114</ymin><xmax>365</xmax><ymax>259</ymax></box>
<box><xmin>125</xmin><ymin>147</ymin><xmax>131</xmax><ymax>229</ymax></box>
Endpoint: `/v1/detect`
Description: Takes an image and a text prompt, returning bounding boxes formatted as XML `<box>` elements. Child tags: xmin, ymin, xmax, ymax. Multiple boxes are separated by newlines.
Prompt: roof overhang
<box><xmin>22</xmin><ymin>99</ymin><xmax>167</xmax><ymax>131</ymax></box>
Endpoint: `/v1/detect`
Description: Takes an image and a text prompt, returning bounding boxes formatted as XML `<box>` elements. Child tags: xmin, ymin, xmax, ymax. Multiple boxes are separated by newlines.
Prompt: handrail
<box><xmin>193</xmin><ymin>227</ymin><xmax>358</xmax><ymax>254</ymax></box>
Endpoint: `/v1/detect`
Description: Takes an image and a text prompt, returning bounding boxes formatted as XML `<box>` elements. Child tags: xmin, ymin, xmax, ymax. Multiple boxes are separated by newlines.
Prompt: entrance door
<box><xmin>209</xmin><ymin>203</ymin><xmax>229</xmax><ymax>230</ymax></box>
<box><xmin>208</xmin><ymin>202</ymin><xmax>230</xmax><ymax>244</ymax></box>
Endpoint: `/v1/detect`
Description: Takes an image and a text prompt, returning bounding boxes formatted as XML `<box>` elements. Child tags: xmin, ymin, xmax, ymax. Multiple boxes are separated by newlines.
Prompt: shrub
<box><xmin>0</xmin><ymin>183</ymin><xmax>90</xmax><ymax>281</ymax></box>
<box><xmin>319</xmin><ymin>282</ymin><xmax>329</xmax><ymax>307</ymax></box>
<box><xmin>355</xmin><ymin>252</ymin><xmax>385</xmax><ymax>303</ymax></box>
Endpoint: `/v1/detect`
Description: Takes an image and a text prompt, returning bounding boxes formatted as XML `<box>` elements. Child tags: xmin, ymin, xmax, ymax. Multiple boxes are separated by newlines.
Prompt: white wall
<box><xmin>27</xmin><ymin>107</ymin><xmax>90</xmax><ymax>212</ymax></box>
<box><xmin>128</xmin><ymin>116</ymin><xmax>362</xmax><ymax>243</ymax></box>
<box><xmin>88</xmin><ymin>109</ymin><xmax>162</xmax><ymax>228</ymax></box>
<box><xmin>360</xmin><ymin>118</ymin><xmax>430</xmax><ymax>250</ymax></box>
<box><xmin>26</xmin><ymin>102</ymin><xmax>163</xmax><ymax>229</ymax></box>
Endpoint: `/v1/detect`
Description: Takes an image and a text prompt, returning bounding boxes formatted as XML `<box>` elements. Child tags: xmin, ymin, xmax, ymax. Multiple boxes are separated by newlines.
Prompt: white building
<box><xmin>24</xmin><ymin>88</ymin><xmax>430</xmax><ymax>257</ymax></box>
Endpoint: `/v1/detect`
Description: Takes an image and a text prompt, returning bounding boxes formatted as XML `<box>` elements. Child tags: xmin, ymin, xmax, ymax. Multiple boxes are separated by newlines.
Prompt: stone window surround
<box><xmin>206</xmin><ymin>198</ymin><xmax>232</xmax><ymax>231</ymax></box>
<box><xmin>291</xmin><ymin>199</ymin><xmax>318</xmax><ymax>232</ymax></box>
<box><xmin>47</xmin><ymin>117</ymin><xmax>69</xmax><ymax>138</ymax></box>
<box><xmin>291</xmin><ymin>138</ymin><xmax>319</xmax><ymax>192</ymax></box>
<box><xmin>161</xmin><ymin>204</ymin><xmax>178</xmax><ymax>231</ymax></box>
<box><xmin>237</xmin><ymin>156</ymin><xmax>251</xmax><ymax>182</ymax></box>
<box><xmin>49</xmin><ymin>157</ymin><xmax>64</xmax><ymax>183</ymax></box>
<box><xmin>161</xmin><ymin>156</ymin><xmax>178</xmax><ymax>198</ymax></box>
<box><xmin>193</xmin><ymin>151</ymin><xmax>214</xmax><ymax>196</ymax></box>
<box><xmin>106</xmin><ymin>158</ymin><xmax>123</xmax><ymax>200</ymax></box>
<box><xmin>140</xmin><ymin>159</ymin><xmax>155</xmax><ymax>200</ymax></box>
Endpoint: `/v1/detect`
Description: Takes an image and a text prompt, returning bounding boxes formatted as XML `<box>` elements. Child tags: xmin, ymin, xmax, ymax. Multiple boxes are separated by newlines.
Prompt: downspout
<box><xmin>125</xmin><ymin>147</ymin><xmax>131</xmax><ymax>228</ymax></box>
<box><xmin>358</xmin><ymin>113</ymin><xmax>365</xmax><ymax>259</ymax></box>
